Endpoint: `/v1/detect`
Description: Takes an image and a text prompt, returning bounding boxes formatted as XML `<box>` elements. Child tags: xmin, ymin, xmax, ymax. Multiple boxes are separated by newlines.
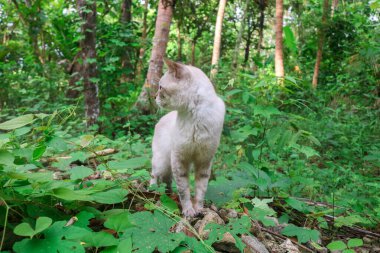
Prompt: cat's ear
<box><xmin>164</xmin><ymin>58</ymin><xmax>185</xmax><ymax>79</ymax></box>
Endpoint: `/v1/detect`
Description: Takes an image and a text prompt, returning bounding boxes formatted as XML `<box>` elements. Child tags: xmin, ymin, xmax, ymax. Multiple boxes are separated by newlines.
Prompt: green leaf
<box><xmin>33</xmin><ymin>144</ymin><xmax>46</xmax><ymax>160</ymax></box>
<box><xmin>82</xmin><ymin>231</ymin><xmax>119</xmax><ymax>248</ymax></box>
<box><xmin>284</xmin><ymin>26</ymin><xmax>297</xmax><ymax>54</ymax></box>
<box><xmin>253</xmin><ymin>105</ymin><xmax>281</xmax><ymax>118</ymax></box>
<box><xmin>14</xmin><ymin>127</ymin><xmax>31</xmax><ymax>136</ymax></box>
<box><xmin>347</xmin><ymin>238</ymin><xmax>363</xmax><ymax>248</ymax></box>
<box><xmin>104</xmin><ymin>211</ymin><xmax>134</xmax><ymax>233</ymax></box>
<box><xmin>0</xmin><ymin>149</ymin><xmax>14</xmax><ymax>165</ymax></box>
<box><xmin>285</xmin><ymin>198</ymin><xmax>312</xmax><ymax>213</ymax></box>
<box><xmin>80</xmin><ymin>135</ymin><xmax>94</xmax><ymax>147</ymax></box>
<box><xmin>14</xmin><ymin>221</ymin><xmax>86</xmax><ymax>253</ymax></box>
<box><xmin>327</xmin><ymin>240</ymin><xmax>347</xmax><ymax>250</ymax></box>
<box><xmin>0</xmin><ymin>114</ymin><xmax>34</xmax><ymax>130</ymax></box>
<box><xmin>34</xmin><ymin>217</ymin><xmax>53</xmax><ymax>234</ymax></box>
<box><xmin>281</xmin><ymin>224</ymin><xmax>320</xmax><ymax>243</ymax></box>
<box><xmin>14</xmin><ymin>223</ymin><xmax>35</xmax><ymax>238</ymax></box>
<box><xmin>13</xmin><ymin>217</ymin><xmax>52</xmax><ymax>238</ymax></box>
<box><xmin>343</xmin><ymin>249</ymin><xmax>355</xmax><ymax>253</ymax></box>
<box><xmin>102</xmin><ymin>238</ymin><xmax>133</xmax><ymax>253</ymax></box>
<box><xmin>91</xmin><ymin>188</ymin><xmax>128</xmax><ymax>204</ymax></box>
<box><xmin>124</xmin><ymin>211</ymin><xmax>184</xmax><ymax>253</ymax></box>
<box><xmin>69</xmin><ymin>166</ymin><xmax>94</xmax><ymax>180</ymax></box>
<box><xmin>160</xmin><ymin>194</ymin><xmax>179</xmax><ymax>213</ymax></box>
<box><xmin>205</xmin><ymin>216</ymin><xmax>251</xmax><ymax>251</ymax></box>
<box><xmin>107</xmin><ymin>157</ymin><xmax>149</xmax><ymax>171</ymax></box>
<box><xmin>51</xmin><ymin>188</ymin><xmax>93</xmax><ymax>201</ymax></box>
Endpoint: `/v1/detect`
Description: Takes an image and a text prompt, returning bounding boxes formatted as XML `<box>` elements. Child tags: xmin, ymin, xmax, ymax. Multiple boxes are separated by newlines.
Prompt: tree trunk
<box><xmin>120</xmin><ymin>0</ymin><xmax>134</xmax><ymax>82</ymax></box>
<box><xmin>65</xmin><ymin>53</ymin><xmax>82</xmax><ymax>99</ymax></box>
<box><xmin>135</xmin><ymin>0</ymin><xmax>174</xmax><ymax>113</ymax></box>
<box><xmin>275</xmin><ymin>0</ymin><xmax>285</xmax><ymax>79</ymax></box>
<box><xmin>121</xmin><ymin>0</ymin><xmax>132</xmax><ymax>23</ymax></box>
<box><xmin>191</xmin><ymin>40</ymin><xmax>196</xmax><ymax>66</ymax></box>
<box><xmin>177</xmin><ymin>19</ymin><xmax>182</xmax><ymax>61</ymax></box>
<box><xmin>331</xmin><ymin>0</ymin><xmax>338</xmax><ymax>17</ymax></box>
<box><xmin>232</xmin><ymin>0</ymin><xmax>249</xmax><ymax>70</ymax></box>
<box><xmin>77</xmin><ymin>0</ymin><xmax>100</xmax><ymax>127</ymax></box>
<box><xmin>312</xmin><ymin>0</ymin><xmax>329</xmax><ymax>89</ymax></box>
<box><xmin>210</xmin><ymin>0</ymin><xmax>227</xmax><ymax>79</ymax></box>
<box><xmin>257</xmin><ymin>0</ymin><xmax>265</xmax><ymax>59</ymax></box>
<box><xmin>136</xmin><ymin>0</ymin><xmax>149</xmax><ymax>80</ymax></box>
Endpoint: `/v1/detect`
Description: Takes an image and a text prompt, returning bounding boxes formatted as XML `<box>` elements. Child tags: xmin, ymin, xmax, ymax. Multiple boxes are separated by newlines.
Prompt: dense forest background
<box><xmin>0</xmin><ymin>0</ymin><xmax>379</xmax><ymax>252</ymax></box>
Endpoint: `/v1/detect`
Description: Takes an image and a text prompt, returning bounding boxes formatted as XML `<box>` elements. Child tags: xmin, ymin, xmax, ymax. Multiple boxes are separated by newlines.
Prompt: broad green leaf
<box><xmin>205</xmin><ymin>216</ymin><xmax>251</xmax><ymax>251</ymax></box>
<box><xmin>124</xmin><ymin>211</ymin><xmax>184</xmax><ymax>253</ymax></box>
<box><xmin>14</xmin><ymin>223</ymin><xmax>35</xmax><ymax>238</ymax></box>
<box><xmin>253</xmin><ymin>105</ymin><xmax>281</xmax><ymax>118</ymax></box>
<box><xmin>33</xmin><ymin>144</ymin><xmax>46</xmax><ymax>160</ymax></box>
<box><xmin>82</xmin><ymin>231</ymin><xmax>118</xmax><ymax>248</ymax></box>
<box><xmin>281</xmin><ymin>224</ymin><xmax>320</xmax><ymax>243</ymax></box>
<box><xmin>343</xmin><ymin>249</ymin><xmax>355</xmax><ymax>253</ymax></box>
<box><xmin>34</xmin><ymin>217</ymin><xmax>53</xmax><ymax>234</ymax></box>
<box><xmin>51</xmin><ymin>188</ymin><xmax>92</xmax><ymax>201</ymax></box>
<box><xmin>347</xmin><ymin>238</ymin><xmax>363</xmax><ymax>248</ymax></box>
<box><xmin>285</xmin><ymin>198</ymin><xmax>312</xmax><ymax>213</ymax></box>
<box><xmin>327</xmin><ymin>240</ymin><xmax>347</xmax><ymax>250</ymax></box>
<box><xmin>69</xmin><ymin>166</ymin><xmax>94</xmax><ymax>180</ymax></box>
<box><xmin>334</xmin><ymin>215</ymin><xmax>362</xmax><ymax>228</ymax></box>
<box><xmin>101</xmin><ymin>238</ymin><xmax>133</xmax><ymax>253</ymax></box>
<box><xmin>107</xmin><ymin>157</ymin><xmax>149</xmax><ymax>171</ymax></box>
<box><xmin>284</xmin><ymin>26</ymin><xmax>297</xmax><ymax>54</ymax></box>
<box><xmin>104</xmin><ymin>211</ymin><xmax>134</xmax><ymax>232</ymax></box>
<box><xmin>14</xmin><ymin>127</ymin><xmax>31</xmax><ymax>136</ymax></box>
<box><xmin>0</xmin><ymin>150</ymin><xmax>14</xmax><ymax>165</ymax></box>
<box><xmin>0</xmin><ymin>114</ymin><xmax>34</xmax><ymax>130</ymax></box>
<box><xmin>91</xmin><ymin>188</ymin><xmax>128</xmax><ymax>204</ymax></box>
<box><xmin>14</xmin><ymin>221</ymin><xmax>85</xmax><ymax>253</ymax></box>
<box><xmin>80</xmin><ymin>135</ymin><xmax>94</xmax><ymax>147</ymax></box>
<box><xmin>160</xmin><ymin>194</ymin><xmax>179</xmax><ymax>213</ymax></box>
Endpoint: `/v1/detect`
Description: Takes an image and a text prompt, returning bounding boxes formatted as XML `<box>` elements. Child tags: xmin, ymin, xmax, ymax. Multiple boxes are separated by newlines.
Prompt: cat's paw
<box><xmin>182</xmin><ymin>206</ymin><xmax>197</xmax><ymax>217</ymax></box>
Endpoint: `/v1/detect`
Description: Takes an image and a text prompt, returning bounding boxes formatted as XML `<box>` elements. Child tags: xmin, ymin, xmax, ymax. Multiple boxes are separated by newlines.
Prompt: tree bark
<box><xmin>191</xmin><ymin>40</ymin><xmax>196</xmax><ymax>66</ymax></box>
<box><xmin>257</xmin><ymin>0</ymin><xmax>265</xmax><ymax>59</ymax></box>
<box><xmin>120</xmin><ymin>0</ymin><xmax>134</xmax><ymax>82</ymax></box>
<box><xmin>135</xmin><ymin>0</ymin><xmax>174</xmax><ymax>113</ymax></box>
<box><xmin>312</xmin><ymin>0</ymin><xmax>329</xmax><ymax>89</ymax></box>
<box><xmin>121</xmin><ymin>0</ymin><xmax>132</xmax><ymax>23</ymax></box>
<box><xmin>176</xmin><ymin>19</ymin><xmax>182</xmax><ymax>61</ymax></box>
<box><xmin>331</xmin><ymin>0</ymin><xmax>338</xmax><ymax>17</ymax></box>
<box><xmin>77</xmin><ymin>0</ymin><xmax>100</xmax><ymax>127</ymax></box>
<box><xmin>232</xmin><ymin>0</ymin><xmax>249</xmax><ymax>70</ymax></box>
<box><xmin>275</xmin><ymin>0</ymin><xmax>285</xmax><ymax>79</ymax></box>
<box><xmin>210</xmin><ymin>0</ymin><xmax>227</xmax><ymax>79</ymax></box>
<box><xmin>136</xmin><ymin>0</ymin><xmax>149</xmax><ymax>80</ymax></box>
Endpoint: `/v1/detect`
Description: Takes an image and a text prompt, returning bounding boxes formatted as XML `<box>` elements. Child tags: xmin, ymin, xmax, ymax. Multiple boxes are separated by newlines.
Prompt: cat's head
<box><xmin>156</xmin><ymin>59</ymin><xmax>193</xmax><ymax>110</ymax></box>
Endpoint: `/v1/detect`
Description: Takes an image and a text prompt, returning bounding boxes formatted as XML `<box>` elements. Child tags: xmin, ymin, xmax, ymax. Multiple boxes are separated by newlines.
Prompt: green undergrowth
<box><xmin>1</xmin><ymin>84</ymin><xmax>378</xmax><ymax>252</ymax></box>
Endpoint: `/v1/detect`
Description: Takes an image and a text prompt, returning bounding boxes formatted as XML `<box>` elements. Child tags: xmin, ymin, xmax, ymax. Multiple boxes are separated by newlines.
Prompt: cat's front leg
<box><xmin>171</xmin><ymin>154</ymin><xmax>195</xmax><ymax>217</ymax></box>
<box><xmin>194</xmin><ymin>161</ymin><xmax>212</xmax><ymax>214</ymax></box>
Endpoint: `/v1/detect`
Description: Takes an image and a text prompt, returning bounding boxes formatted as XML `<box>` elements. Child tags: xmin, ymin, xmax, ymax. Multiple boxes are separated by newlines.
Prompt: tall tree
<box><xmin>232</xmin><ymin>0</ymin><xmax>249</xmax><ymax>70</ymax></box>
<box><xmin>120</xmin><ymin>0</ymin><xmax>134</xmax><ymax>82</ymax></box>
<box><xmin>136</xmin><ymin>0</ymin><xmax>149</xmax><ymax>79</ymax></box>
<box><xmin>11</xmin><ymin>0</ymin><xmax>45</xmax><ymax>64</ymax></box>
<box><xmin>312</xmin><ymin>0</ymin><xmax>330</xmax><ymax>89</ymax></box>
<box><xmin>256</xmin><ymin>0</ymin><xmax>266</xmax><ymax>60</ymax></box>
<box><xmin>77</xmin><ymin>0</ymin><xmax>100</xmax><ymax>127</ymax></box>
<box><xmin>210</xmin><ymin>0</ymin><xmax>227</xmax><ymax>79</ymax></box>
<box><xmin>136</xmin><ymin>0</ymin><xmax>174</xmax><ymax>113</ymax></box>
<box><xmin>275</xmin><ymin>0</ymin><xmax>284</xmax><ymax>79</ymax></box>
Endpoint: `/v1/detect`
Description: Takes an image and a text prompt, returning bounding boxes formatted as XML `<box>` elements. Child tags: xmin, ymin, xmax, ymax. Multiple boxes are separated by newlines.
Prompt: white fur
<box><xmin>150</xmin><ymin>60</ymin><xmax>225</xmax><ymax>217</ymax></box>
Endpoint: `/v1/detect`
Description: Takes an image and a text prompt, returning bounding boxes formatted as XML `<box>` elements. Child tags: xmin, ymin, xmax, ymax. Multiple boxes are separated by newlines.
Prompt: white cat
<box><xmin>150</xmin><ymin>59</ymin><xmax>225</xmax><ymax>217</ymax></box>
